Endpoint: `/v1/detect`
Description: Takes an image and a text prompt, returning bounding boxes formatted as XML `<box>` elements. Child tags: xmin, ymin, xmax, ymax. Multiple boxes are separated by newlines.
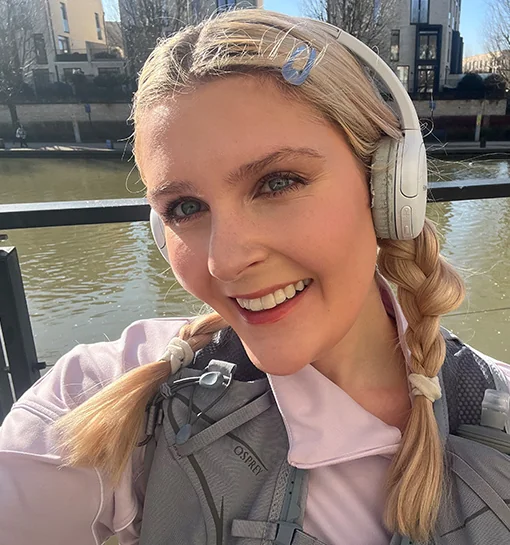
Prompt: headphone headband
<box><xmin>314</xmin><ymin>21</ymin><xmax>420</xmax><ymax>132</ymax></box>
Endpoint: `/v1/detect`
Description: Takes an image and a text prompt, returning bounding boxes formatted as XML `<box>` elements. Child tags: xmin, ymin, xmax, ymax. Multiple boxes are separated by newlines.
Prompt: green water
<box><xmin>1</xmin><ymin>156</ymin><xmax>510</xmax><ymax>365</ymax></box>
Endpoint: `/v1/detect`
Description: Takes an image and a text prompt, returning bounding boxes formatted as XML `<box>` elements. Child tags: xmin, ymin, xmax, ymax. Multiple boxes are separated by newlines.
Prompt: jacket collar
<box><xmin>268</xmin><ymin>273</ymin><xmax>406</xmax><ymax>468</ymax></box>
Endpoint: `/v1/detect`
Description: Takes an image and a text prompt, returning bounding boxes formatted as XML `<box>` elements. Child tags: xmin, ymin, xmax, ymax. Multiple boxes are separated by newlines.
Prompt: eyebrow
<box><xmin>147</xmin><ymin>180</ymin><xmax>195</xmax><ymax>205</ymax></box>
<box><xmin>146</xmin><ymin>147</ymin><xmax>325</xmax><ymax>205</ymax></box>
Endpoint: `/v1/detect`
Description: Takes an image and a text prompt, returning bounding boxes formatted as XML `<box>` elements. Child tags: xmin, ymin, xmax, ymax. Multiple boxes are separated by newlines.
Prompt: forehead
<box><xmin>136</xmin><ymin>77</ymin><xmax>337</xmax><ymax>185</ymax></box>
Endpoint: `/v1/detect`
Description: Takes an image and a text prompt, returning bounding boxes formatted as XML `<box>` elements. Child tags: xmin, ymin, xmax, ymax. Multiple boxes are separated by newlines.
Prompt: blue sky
<box><xmin>263</xmin><ymin>0</ymin><xmax>487</xmax><ymax>57</ymax></box>
<box><xmin>105</xmin><ymin>0</ymin><xmax>486</xmax><ymax>57</ymax></box>
<box><xmin>459</xmin><ymin>0</ymin><xmax>486</xmax><ymax>57</ymax></box>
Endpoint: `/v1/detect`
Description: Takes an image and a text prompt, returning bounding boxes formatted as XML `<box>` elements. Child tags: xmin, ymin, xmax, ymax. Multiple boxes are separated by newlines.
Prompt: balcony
<box><xmin>91</xmin><ymin>49</ymin><xmax>124</xmax><ymax>61</ymax></box>
<box><xmin>55</xmin><ymin>51</ymin><xmax>88</xmax><ymax>62</ymax></box>
<box><xmin>55</xmin><ymin>47</ymin><xmax>124</xmax><ymax>63</ymax></box>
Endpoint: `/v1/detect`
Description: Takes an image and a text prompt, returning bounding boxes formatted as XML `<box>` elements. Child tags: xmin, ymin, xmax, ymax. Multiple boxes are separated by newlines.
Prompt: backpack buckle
<box><xmin>274</xmin><ymin>521</ymin><xmax>300</xmax><ymax>545</ymax></box>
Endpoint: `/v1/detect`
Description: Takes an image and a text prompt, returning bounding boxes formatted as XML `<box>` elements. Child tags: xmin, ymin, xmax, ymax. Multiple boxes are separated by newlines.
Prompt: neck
<box><xmin>312</xmin><ymin>276</ymin><xmax>411</xmax><ymax>429</ymax></box>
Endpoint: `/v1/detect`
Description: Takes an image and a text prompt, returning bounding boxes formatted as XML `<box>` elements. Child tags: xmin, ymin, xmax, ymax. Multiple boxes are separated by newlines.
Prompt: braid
<box><xmin>56</xmin><ymin>312</ymin><xmax>226</xmax><ymax>484</ymax></box>
<box><xmin>179</xmin><ymin>312</ymin><xmax>228</xmax><ymax>350</ymax></box>
<box><xmin>378</xmin><ymin>218</ymin><xmax>465</xmax><ymax>541</ymax></box>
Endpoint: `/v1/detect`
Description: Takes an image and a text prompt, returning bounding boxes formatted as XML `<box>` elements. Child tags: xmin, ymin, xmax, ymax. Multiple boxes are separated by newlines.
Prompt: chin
<box><xmin>242</xmin><ymin>343</ymin><xmax>313</xmax><ymax>377</ymax></box>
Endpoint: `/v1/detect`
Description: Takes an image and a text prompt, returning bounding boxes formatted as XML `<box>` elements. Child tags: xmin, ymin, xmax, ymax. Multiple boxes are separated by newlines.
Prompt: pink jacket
<box><xmin>1</xmin><ymin>291</ymin><xmax>509</xmax><ymax>545</ymax></box>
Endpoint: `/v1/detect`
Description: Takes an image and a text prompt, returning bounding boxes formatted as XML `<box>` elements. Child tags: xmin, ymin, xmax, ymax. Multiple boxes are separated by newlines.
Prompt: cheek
<box><xmin>289</xmin><ymin>182</ymin><xmax>376</xmax><ymax>268</ymax></box>
<box><xmin>306</xmin><ymin>183</ymin><xmax>377</xmax><ymax>316</ymax></box>
<box><xmin>166</xmin><ymin>233</ymin><xmax>210</xmax><ymax>299</ymax></box>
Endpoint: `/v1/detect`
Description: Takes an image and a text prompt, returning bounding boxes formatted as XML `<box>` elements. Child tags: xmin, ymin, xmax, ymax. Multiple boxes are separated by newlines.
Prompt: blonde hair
<box><xmin>56</xmin><ymin>9</ymin><xmax>464</xmax><ymax>542</ymax></box>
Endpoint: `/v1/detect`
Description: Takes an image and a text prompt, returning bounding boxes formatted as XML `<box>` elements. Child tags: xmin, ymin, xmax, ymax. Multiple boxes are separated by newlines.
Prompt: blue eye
<box><xmin>172</xmin><ymin>199</ymin><xmax>203</xmax><ymax>218</ymax></box>
<box><xmin>260</xmin><ymin>177</ymin><xmax>296</xmax><ymax>194</ymax></box>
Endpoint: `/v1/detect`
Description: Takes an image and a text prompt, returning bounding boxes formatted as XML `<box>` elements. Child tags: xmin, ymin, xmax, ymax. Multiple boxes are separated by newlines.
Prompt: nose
<box><xmin>207</xmin><ymin>210</ymin><xmax>267</xmax><ymax>283</ymax></box>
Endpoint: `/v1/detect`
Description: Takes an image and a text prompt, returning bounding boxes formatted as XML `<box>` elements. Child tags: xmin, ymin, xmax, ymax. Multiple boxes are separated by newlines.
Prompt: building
<box><xmin>463</xmin><ymin>51</ymin><xmax>510</xmax><ymax>74</ymax></box>
<box><xmin>29</xmin><ymin>1</ymin><xmax>126</xmax><ymax>93</ymax></box>
<box><xmin>387</xmin><ymin>0</ymin><xmax>464</xmax><ymax>94</ymax></box>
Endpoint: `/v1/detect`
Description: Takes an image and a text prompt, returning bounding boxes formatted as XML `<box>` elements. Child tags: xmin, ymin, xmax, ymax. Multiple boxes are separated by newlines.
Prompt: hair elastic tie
<box><xmin>282</xmin><ymin>43</ymin><xmax>318</xmax><ymax>86</ymax></box>
<box><xmin>160</xmin><ymin>337</ymin><xmax>194</xmax><ymax>374</ymax></box>
<box><xmin>408</xmin><ymin>373</ymin><xmax>442</xmax><ymax>403</ymax></box>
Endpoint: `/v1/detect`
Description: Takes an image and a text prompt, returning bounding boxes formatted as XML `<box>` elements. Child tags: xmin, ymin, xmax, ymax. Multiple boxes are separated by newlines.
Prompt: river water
<box><xmin>2</xmin><ymin>156</ymin><xmax>510</xmax><ymax>368</ymax></box>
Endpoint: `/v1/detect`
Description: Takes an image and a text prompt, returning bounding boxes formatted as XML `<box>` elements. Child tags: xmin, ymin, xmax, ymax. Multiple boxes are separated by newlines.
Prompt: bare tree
<box><xmin>0</xmin><ymin>0</ymin><xmax>38</xmax><ymax>127</ymax></box>
<box><xmin>484</xmin><ymin>0</ymin><xmax>510</xmax><ymax>85</ymax></box>
<box><xmin>303</xmin><ymin>0</ymin><xmax>397</xmax><ymax>58</ymax></box>
<box><xmin>111</xmin><ymin>0</ymin><xmax>212</xmax><ymax>77</ymax></box>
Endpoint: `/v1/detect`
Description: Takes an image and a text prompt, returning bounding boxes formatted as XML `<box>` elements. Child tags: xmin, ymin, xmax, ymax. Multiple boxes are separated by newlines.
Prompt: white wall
<box><xmin>1</xmin><ymin>100</ymin><xmax>504</xmax><ymax>127</ymax></box>
<box><xmin>0</xmin><ymin>103</ymin><xmax>132</xmax><ymax>124</ymax></box>
<box><xmin>412</xmin><ymin>99</ymin><xmax>506</xmax><ymax>117</ymax></box>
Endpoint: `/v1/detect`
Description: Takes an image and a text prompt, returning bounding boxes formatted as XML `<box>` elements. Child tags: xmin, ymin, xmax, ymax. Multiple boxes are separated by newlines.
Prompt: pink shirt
<box><xmin>1</xmin><ymin>293</ymin><xmax>509</xmax><ymax>544</ymax></box>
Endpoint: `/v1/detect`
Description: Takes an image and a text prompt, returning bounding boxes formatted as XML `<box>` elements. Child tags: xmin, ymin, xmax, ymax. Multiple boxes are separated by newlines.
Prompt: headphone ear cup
<box><xmin>370</xmin><ymin>137</ymin><xmax>400</xmax><ymax>240</ymax></box>
<box><xmin>150</xmin><ymin>209</ymin><xmax>170</xmax><ymax>263</ymax></box>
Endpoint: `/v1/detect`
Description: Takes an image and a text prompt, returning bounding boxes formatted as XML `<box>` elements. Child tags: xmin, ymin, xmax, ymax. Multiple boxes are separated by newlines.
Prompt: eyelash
<box><xmin>161</xmin><ymin>172</ymin><xmax>308</xmax><ymax>226</ymax></box>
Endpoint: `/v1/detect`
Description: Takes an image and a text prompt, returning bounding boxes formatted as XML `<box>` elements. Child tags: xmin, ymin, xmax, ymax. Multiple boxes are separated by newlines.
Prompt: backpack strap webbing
<box><xmin>440</xmin><ymin>329</ymin><xmax>496</xmax><ymax>434</ymax></box>
<box><xmin>174</xmin><ymin>389</ymin><xmax>274</xmax><ymax>457</ymax></box>
<box><xmin>232</xmin><ymin>467</ymin><xmax>328</xmax><ymax>545</ymax></box>
<box><xmin>193</xmin><ymin>327</ymin><xmax>265</xmax><ymax>381</ymax></box>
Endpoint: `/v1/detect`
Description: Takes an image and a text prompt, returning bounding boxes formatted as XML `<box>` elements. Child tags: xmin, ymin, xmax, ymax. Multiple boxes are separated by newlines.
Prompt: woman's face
<box><xmin>138</xmin><ymin>77</ymin><xmax>379</xmax><ymax>375</ymax></box>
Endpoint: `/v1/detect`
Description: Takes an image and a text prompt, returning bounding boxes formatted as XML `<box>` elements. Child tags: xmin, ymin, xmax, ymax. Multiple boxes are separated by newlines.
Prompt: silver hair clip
<box><xmin>282</xmin><ymin>43</ymin><xmax>317</xmax><ymax>86</ymax></box>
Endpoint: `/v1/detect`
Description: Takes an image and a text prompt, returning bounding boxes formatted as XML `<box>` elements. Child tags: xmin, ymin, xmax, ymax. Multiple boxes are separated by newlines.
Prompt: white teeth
<box><xmin>261</xmin><ymin>293</ymin><xmax>277</xmax><ymax>309</ymax></box>
<box><xmin>274</xmin><ymin>289</ymin><xmax>286</xmax><ymax>304</ymax></box>
<box><xmin>249</xmin><ymin>298</ymin><xmax>263</xmax><ymax>311</ymax></box>
<box><xmin>235</xmin><ymin>279</ymin><xmax>312</xmax><ymax>313</ymax></box>
<box><xmin>284</xmin><ymin>284</ymin><xmax>296</xmax><ymax>298</ymax></box>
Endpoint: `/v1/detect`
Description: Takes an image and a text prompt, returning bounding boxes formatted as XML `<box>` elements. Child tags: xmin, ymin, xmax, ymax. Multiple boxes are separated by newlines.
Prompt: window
<box><xmin>60</xmin><ymin>2</ymin><xmax>69</xmax><ymax>33</ymax></box>
<box><xmin>396</xmin><ymin>66</ymin><xmax>409</xmax><ymax>90</ymax></box>
<box><xmin>95</xmin><ymin>13</ymin><xmax>103</xmax><ymax>40</ymax></box>
<box><xmin>161</xmin><ymin>6</ymin><xmax>170</xmax><ymax>26</ymax></box>
<box><xmin>417</xmin><ymin>65</ymin><xmax>435</xmax><ymax>93</ymax></box>
<box><xmin>390</xmin><ymin>30</ymin><xmax>400</xmax><ymax>62</ymax></box>
<box><xmin>34</xmin><ymin>34</ymin><xmax>47</xmax><ymax>64</ymax></box>
<box><xmin>63</xmin><ymin>67</ymin><xmax>83</xmax><ymax>81</ymax></box>
<box><xmin>373</xmin><ymin>0</ymin><xmax>382</xmax><ymax>21</ymax></box>
<box><xmin>33</xmin><ymin>69</ymin><xmax>51</xmax><ymax>91</ymax></box>
<box><xmin>217</xmin><ymin>0</ymin><xmax>236</xmax><ymax>10</ymax></box>
<box><xmin>419</xmin><ymin>32</ymin><xmax>437</xmax><ymax>60</ymax></box>
<box><xmin>410</xmin><ymin>0</ymin><xmax>429</xmax><ymax>24</ymax></box>
<box><xmin>98</xmin><ymin>67</ymin><xmax>121</xmax><ymax>76</ymax></box>
<box><xmin>58</xmin><ymin>35</ymin><xmax>70</xmax><ymax>53</ymax></box>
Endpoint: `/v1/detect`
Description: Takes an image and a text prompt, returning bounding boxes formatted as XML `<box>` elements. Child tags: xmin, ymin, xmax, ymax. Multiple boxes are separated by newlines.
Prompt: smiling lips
<box><xmin>235</xmin><ymin>279</ymin><xmax>312</xmax><ymax>312</ymax></box>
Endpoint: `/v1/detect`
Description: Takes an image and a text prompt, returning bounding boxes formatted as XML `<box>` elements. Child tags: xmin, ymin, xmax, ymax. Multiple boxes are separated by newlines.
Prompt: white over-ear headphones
<box><xmin>150</xmin><ymin>23</ymin><xmax>427</xmax><ymax>264</ymax></box>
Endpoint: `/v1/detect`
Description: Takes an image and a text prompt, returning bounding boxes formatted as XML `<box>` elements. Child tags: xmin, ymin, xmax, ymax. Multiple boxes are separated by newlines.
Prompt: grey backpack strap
<box><xmin>231</xmin><ymin>522</ymin><xmax>326</xmax><ymax>545</ymax></box>
<box><xmin>390</xmin><ymin>534</ymin><xmax>413</xmax><ymax>545</ymax></box>
<box><xmin>232</xmin><ymin>467</ymin><xmax>327</xmax><ymax>545</ymax></box>
<box><xmin>434</xmin><ymin>331</ymin><xmax>510</xmax><ymax>543</ymax></box>
<box><xmin>291</xmin><ymin>531</ymin><xmax>329</xmax><ymax>545</ymax></box>
<box><xmin>175</xmin><ymin>390</ymin><xmax>274</xmax><ymax>457</ymax></box>
<box><xmin>440</xmin><ymin>328</ymin><xmax>510</xmax><ymax>453</ymax></box>
<box><xmin>440</xmin><ymin>329</ymin><xmax>496</xmax><ymax>433</ymax></box>
<box><xmin>450</xmin><ymin>451</ymin><xmax>510</xmax><ymax>531</ymax></box>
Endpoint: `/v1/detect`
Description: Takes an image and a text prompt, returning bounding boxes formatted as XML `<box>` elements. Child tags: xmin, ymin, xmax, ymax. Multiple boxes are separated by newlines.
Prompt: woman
<box><xmin>15</xmin><ymin>124</ymin><xmax>27</xmax><ymax>148</ymax></box>
<box><xmin>1</xmin><ymin>9</ymin><xmax>509</xmax><ymax>545</ymax></box>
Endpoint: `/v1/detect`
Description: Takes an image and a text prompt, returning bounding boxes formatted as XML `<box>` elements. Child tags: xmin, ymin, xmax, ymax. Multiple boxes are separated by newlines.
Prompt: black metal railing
<box><xmin>0</xmin><ymin>199</ymin><xmax>148</xmax><ymax>230</ymax></box>
<box><xmin>0</xmin><ymin>247</ymin><xmax>45</xmax><ymax>421</ymax></box>
<box><xmin>1</xmin><ymin>178</ymin><xmax>510</xmax><ymax>421</ymax></box>
<box><xmin>2</xmin><ymin>179</ymin><xmax>510</xmax><ymax>232</ymax></box>
<box><xmin>55</xmin><ymin>47</ymin><xmax>124</xmax><ymax>63</ymax></box>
